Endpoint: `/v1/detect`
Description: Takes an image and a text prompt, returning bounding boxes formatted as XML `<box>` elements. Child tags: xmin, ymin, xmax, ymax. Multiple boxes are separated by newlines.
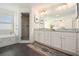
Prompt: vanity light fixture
<box><xmin>39</xmin><ymin>9</ymin><xmax>47</xmax><ymax>15</ymax></box>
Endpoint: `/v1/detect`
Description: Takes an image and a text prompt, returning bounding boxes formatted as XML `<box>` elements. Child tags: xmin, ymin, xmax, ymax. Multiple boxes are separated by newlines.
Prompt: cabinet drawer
<box><xmin>62</xmin><ymin>32</ymin><xmax>76</xmax><ymax>39</ymax></box>
<box><xmin>62</xmin><ymin>38</ymin><xmax>76</xmax><ymax>53</ymax></box>
<box><xmin>51</xmin><ymin>32</ymin><xmax>62</xmax><ymax>49</ymax></box>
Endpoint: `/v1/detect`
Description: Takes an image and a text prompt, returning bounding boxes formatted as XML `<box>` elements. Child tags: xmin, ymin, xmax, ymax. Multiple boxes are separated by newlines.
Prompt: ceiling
<box><xmin>0</xmin><ymin>3</ymin><xmax>76</xmax><ymax>12</ymax></box>
<box><xmin>0</xmin><ymin>3</ymin><xmax>66</xmax><ymax>9</ymax></box>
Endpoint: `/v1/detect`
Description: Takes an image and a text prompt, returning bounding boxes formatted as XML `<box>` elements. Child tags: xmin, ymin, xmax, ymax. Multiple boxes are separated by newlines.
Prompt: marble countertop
<box><xmin>34</xmin><ymin>28</ymin><xmax>79</xmax><ymax>33</ymax></box>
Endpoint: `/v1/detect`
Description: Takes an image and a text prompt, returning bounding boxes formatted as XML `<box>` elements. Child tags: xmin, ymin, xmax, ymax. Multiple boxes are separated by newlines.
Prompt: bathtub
<box><xmin>0</xmin><ymin>33</ymin><xmax>17</xmax><ymax>47</ymax></box>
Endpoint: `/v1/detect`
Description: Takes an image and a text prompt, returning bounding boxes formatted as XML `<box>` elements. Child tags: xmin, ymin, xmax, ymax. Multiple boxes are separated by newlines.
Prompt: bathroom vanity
<box><xmin>33</xmin><ymin>3</ymin><xmax>79</xmax><ymax>55</ymax></box>
<box><xmin>34</xmin><ymin>29</ymin><xmax>79</xmax><ymax>55</ymax></box>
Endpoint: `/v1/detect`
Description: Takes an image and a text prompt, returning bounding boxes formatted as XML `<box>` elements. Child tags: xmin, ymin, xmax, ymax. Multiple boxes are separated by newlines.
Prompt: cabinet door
<box><xmin>77</xmin><ymin>33</ymin><xmax>79</xmax><ymax>55</ymax></box>
<box><xmin>44</xmin><ymin>31</ymin><xmax>50</xmax><ymax>46</ymax></box>
<box><xmin>50</xmin><ymin>31</ymin><xmax>54</xmax><ymax>48</ymax></box>
<box><xmin>34</xmin><ymin>30</ymin><xmax>40</xmax><ymax>42</ymax></box>
<box><xmin>62</xmin><ymin>32</ymin><xmax>76</xmax><ymax>53</ymax></box>
<box><xmin>39</xmin><ymin>30</ymin><xmax>45</xmax><ymax>44</ymax></box>
<box><xmin>52</xmin><ymin>32</ymin><xmax>61</xmax><ymax>49</ymax></box>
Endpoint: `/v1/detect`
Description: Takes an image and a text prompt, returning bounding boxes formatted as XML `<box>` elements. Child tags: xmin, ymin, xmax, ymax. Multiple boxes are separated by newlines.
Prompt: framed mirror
<box><xmin>40</xmin><ymin>3</ymin><xmax>77</xmax><ymax>30</ymax></box>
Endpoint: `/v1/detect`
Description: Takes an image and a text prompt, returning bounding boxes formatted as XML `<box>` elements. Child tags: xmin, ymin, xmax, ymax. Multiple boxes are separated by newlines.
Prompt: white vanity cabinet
<box><xmin>62</xmin><ymin>32</ymin><xmax>77</xmax><ymax>53</ymax></box>
<box><xmin>34</xmin><ymin>29</ymin><xmax>78</xmax><ymax>55</ymax></box>
<box><xmin>52</xmin><ymin>32</ymin><xmax>62</xmax><ymax>49</ymax></box>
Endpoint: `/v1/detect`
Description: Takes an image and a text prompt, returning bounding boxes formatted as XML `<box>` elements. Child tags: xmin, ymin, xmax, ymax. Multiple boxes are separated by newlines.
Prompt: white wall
<box><xmin>30</xmin><ymin>8</ymin><xmax>37</xmax><ymax>42</ymax></box>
